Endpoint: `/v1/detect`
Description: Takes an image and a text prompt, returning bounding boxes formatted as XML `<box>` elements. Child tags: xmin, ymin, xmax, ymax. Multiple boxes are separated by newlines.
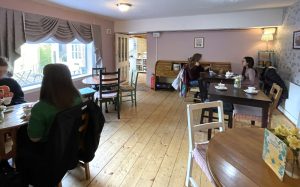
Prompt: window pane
<box><xmin>13</xmin><ymin>39</ymin><xmax>93</xmax><ymax>87</ymax></box>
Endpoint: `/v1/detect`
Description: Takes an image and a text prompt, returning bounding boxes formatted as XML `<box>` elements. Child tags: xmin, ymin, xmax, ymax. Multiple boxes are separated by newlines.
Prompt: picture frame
<box><xmin>293</xmin><ymin>30</ymin><xmax>300</xmax><ymax>49</ymax></box>
<box><xmin>194</xmin><ymin>37</ymin><xmax>204</xmax><ymax>48</ymax></box>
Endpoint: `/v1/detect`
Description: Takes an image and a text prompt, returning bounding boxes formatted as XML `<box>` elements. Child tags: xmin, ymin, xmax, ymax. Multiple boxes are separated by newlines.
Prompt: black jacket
<box><xmin>0</xmin><ymin>78</ymin><xmax>25</xmax><ymax>105</ymax></box>
<box><xmin>261</xmin><ymin>67</ymin><xmax>288</xmax><ymax>100</ymax></box>
<box><xmin>16</xmin><ymin>100</ymin><xmax>105</xmax><ymax>187</ymax></box>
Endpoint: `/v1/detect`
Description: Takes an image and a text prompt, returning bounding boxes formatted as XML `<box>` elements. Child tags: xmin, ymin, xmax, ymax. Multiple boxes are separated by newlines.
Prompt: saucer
<box><xmin>215</xmin><ymin>86</ymin><xmax>228</xmax><ymax>90</ymax></box>
<box><xmin>244</xmin><ymin>89</ymin><xmax>259</xmax><ymax>94</ymax></box>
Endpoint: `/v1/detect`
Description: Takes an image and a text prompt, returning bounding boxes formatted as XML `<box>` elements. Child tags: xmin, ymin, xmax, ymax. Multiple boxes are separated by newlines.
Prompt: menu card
<box><xmin>262</xmin><ymin>129</ymin><xmax>287</xmax><ymax>181</ymax></box>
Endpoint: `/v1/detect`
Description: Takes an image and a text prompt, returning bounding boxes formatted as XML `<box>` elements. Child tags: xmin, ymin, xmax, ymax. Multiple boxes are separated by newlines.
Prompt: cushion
<box><xmin>94</xmin><ymin>92</ymin><xmax>117</xmax><ymax>99</ymax></box>
<box><xmin>193</xmin><ymin>143</ymin><xmax>214</xmax><ymax>184</ymax></box>
<box><xmin>233</xmin><ymin>104</ymin><xmax>262</xmax><ymax>122</ymax></box>
<box><xmin>120</xmin><ymin>85</ymin><xmax>134</xmax><ymax>92</ymax></box>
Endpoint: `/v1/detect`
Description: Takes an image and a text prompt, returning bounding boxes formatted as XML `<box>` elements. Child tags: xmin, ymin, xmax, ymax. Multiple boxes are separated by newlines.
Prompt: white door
<box><xmin>115</xmin><ymin>33</ymin><xmax>129</xmax><ymax>82</ymax></box>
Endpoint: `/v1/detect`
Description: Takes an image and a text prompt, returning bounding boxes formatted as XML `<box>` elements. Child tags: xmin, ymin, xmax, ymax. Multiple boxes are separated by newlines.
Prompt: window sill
<box><xmin>23</xmin><ymin>73</ymin><xmax>92</xmax><ymax>94</ymax></box>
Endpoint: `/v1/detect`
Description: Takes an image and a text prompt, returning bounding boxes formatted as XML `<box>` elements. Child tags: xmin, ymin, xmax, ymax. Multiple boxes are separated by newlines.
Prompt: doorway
<box><xmin>129</xmin><ymin>34</ymin><xmax>147</xmax><ymax>86</ymax></box>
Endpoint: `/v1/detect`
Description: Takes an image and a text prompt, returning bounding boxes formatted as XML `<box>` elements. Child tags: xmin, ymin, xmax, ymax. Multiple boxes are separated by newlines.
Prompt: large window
<box><xmin>13</xmin><ymin>39</ymin><xmax>94</xmax><ymax>87</ymax></box>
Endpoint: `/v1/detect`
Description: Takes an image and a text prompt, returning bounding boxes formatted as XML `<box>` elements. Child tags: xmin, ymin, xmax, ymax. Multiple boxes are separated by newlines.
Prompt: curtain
<box><xmin>24</xmin><ymin>13</ymin><xmax>93</xmax><ymax>44</ymax></box>
<box><xmin>0</xmin><ymin>7</ymin><xmax>25</xmax><ymax>70</ymax></box>
<box><xmin>92</xmin><ymin>24</ymin><xmax>103</xmax><ymax>66</ymax></box>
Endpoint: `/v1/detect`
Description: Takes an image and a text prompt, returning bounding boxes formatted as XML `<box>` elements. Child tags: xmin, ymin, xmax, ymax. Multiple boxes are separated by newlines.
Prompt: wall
<box><xmin>146</xmin><ymin>29</ymin><xmax>269</xmax><ymax>84</ymax></box>
<box><xmin>275</xmin><ymin>1</ymin><xmax>300</xmax><ymax>126</ymax></box>
<box><xmin>115</xmin><ymin>8</ymin><xmax>284</xmax><ymax>33</ymax></box>
<box><xmin>1</xmin><ymin>0</ymin><xmax>115</xmax><ymax>101</ymax></box>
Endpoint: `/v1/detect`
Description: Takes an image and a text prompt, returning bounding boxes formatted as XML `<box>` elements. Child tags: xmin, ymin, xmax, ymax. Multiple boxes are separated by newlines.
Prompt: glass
<box><xmin>13</xmin><ymin>39</ymin><xmax>93</xmax><ymax>87</ymax></box>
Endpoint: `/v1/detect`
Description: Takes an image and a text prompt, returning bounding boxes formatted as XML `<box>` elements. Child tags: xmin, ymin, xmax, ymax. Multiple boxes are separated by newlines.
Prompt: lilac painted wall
<box><xmin>1</xmin><ymin>0</ymin><xmax>115</xmax><ymax>101</ymax></box>
<box><xmin>147</xmin><ymin>29</ymin><xmax>273</xmax><ymax>85</ymax></box>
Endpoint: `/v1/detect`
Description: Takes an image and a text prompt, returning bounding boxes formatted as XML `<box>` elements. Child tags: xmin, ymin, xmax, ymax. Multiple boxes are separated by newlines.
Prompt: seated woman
<box><xmin>28</xmin><ymin>64</ymin><xmax>82</xmax><ymax>142</ymax></box>
<box><xmin>188</xmin><ymin>53</ymin><xmax>205</xmax><ymax>87</ymax></box>
<box><xmin>16</xmin><ymin>64</ymin><xmax>82</xmax><ymax>184</ymax></box>
<box><xmin>241</xmin><ymin>56</ymin><xmax>259</xmax><ymax>88</ymax></box>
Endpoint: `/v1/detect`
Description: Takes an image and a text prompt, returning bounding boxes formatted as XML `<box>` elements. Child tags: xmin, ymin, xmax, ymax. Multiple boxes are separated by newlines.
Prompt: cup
<box><xmin>218</xmin><ymin>83</ymin><xmax>225</xmax><ymax>88</ymax></box>
<box><xmin>3</xmin><ymin>97</ymin><xmax>12</xmax><ymax>105</ymax></box>
<box><xmin>248</xmin><ymin>87</ymin><xmax>256</xmax><ymax>92</ymax></box>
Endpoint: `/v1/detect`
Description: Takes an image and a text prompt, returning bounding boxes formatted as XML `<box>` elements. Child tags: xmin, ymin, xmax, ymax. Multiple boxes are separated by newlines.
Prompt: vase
<box><xmin>0</xmin><ymin>111</ymin><xmax>4</xmax><ymax>123</ymax></box>
<box><xmin>285</xmin><ymin>149</ymin><xmax>300</xmax><ymax>179</ymax></box>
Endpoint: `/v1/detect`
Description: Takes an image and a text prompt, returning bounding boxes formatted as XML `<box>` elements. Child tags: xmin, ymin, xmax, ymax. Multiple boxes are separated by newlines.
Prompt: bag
<box><xmin>0</xmin><ymin>166</ymin><xmax>23</xmax><ymax>187</ymax></box>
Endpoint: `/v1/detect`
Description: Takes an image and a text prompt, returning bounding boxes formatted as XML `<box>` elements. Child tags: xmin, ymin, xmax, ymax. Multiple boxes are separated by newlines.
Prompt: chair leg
<box><xmin>57</xmin><ymin>181</ymin><xmax>62</xmax><ymax>187</ymax></box>
<box><xmin>117</xmin><ymin>97</ymin><xmax>120</xmax><ymax>119</ymax></box>
<box><xmin>200</xmin><ymin>109</ymin><xmax>205</xmax><ymax>124</ymax></box>
<box><xmin>84</xmin><ymin>163</ymin><xmax>90</xmax><ymax>180</ymax></box>
<box><xmin>228</xmin><ymin>113</ymin><xmax>233</xmax><ymax>129</ymax></box>
<box><xmin>105</xmin><ymin>102</ymin><xmax>108</xmax><ymax>113</ymax></box>
<box><xmin>134</xmin><ymin>90</ymin><xmax>137</xmax><ymax>106</ymax></box>
<box><xmin>185</xmin><ymin>152</ymin><xmax>194</xmax><ymax>187</ymax></box>
<box><xmin>131</xmin><ymin>91</ymin><xmax>134</xmax><ymax>106</ymax></box>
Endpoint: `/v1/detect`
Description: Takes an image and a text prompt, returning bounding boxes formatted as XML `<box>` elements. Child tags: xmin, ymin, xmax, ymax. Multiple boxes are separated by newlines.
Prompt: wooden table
<box><xmin>0</xmin><ymin>104</ymin><xmax>29</xmax><ymax>159</ymax></box>
<box><xmin>206</xmin><ymin>128</ymin><xmax>300</xmax><ymax>187</ymax></box>
<box><xmin>208</xmin><ymin>83</ymin><xmax>271</xmax><ymax>128</ymax></box>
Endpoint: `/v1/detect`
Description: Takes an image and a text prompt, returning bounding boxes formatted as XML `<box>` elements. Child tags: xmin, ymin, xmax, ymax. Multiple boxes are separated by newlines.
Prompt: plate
<box><xmin>244</xmin><ymin>89</ymin><xmax>259</xmax><ymax>94</ymax></box>
<box><xmin>215</xmin><ymin>86</ymin><xmax>228</xmax><ymax>90</ymax></box>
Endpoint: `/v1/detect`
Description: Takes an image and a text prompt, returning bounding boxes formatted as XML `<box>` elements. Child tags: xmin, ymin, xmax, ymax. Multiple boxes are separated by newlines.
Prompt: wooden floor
<box><xmin>62</xmin><ymin>77</ymin><xmax>295</xmax><ymax>187</ymax></box>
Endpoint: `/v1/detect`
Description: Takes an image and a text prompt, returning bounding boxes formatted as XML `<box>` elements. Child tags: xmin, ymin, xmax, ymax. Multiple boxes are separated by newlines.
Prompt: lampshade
<box><xmin>117</xmin><ymin>3</ymin><xmax>132</xmax><ymax>12</ymax></box>
<box><xmin>263</xmin><ymin>28</ymin><xmax>276</xmax><ymax>35</ymax></box>
<box><xmin>261</xmin><ymin>34</ymin><xmax>274</xmax><ymax>41</ymax></box>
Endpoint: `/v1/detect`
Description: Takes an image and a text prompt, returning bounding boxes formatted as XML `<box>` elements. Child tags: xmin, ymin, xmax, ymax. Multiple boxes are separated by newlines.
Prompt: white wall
<box><xmin>279</xmin><ymin>82</ymin><xmax>300</xmax><ymax>127</ymax></box>
<box><xmin>115</xmin><ymin>8</ymin><xmax>284</xmax><ymax>33</ymax></box>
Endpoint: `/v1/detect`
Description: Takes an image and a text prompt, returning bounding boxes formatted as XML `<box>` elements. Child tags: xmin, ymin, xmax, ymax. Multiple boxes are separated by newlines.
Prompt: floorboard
<box><xmin>62</xmin><ymin>77</ymin><xmax>295</xmax><ymax>187</ymax></box>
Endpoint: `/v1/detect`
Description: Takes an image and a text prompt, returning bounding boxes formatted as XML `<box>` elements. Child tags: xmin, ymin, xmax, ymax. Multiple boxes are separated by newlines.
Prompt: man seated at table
<box><xmin>0</xmin><ymin>57</ymin><xmax>26</xmax><ymax>105</ymax></box>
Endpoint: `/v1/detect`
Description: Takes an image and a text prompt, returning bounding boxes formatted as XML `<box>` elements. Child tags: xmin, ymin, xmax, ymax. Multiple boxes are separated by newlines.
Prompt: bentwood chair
<box><xmin>94</xmin><ymin>69</ymin><xmax>120</xmax><ymax>119</ymax></box>
<box><xmin>120</xmin><ymin>70</ymin><xmax>139</xmax><ymax>106</ymax></box>
<box><xmin>233</xmin><ymin>83</ymin><xmax>282</xmax><ymax>127</ymax></box>
<box><xmin>186</xmin><ymin>101</ymin><xmax>225</xmax><ymax>187</ymax></box>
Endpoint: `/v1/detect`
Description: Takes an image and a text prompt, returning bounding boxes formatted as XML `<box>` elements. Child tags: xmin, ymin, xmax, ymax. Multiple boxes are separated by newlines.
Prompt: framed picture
<box><xmin>293</xmin><ymin>30</ymin><xmax>300</xmax><ymax>49</ymax></box>
<box><xmin>194</xmin><ymin>37</ymin><xmax>204</xmax><ymax>48</ymax></box>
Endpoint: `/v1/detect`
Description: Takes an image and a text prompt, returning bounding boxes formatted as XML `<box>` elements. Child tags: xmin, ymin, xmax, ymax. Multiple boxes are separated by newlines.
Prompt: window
<box><xmin>13</xmin><ymin>39</ymin><xmax>94</xmax><ymax>88</ymax></box>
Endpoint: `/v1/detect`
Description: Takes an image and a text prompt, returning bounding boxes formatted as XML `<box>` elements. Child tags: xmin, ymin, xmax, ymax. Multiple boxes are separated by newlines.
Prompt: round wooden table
<box><xmin>82</xmin><ymin>76</ymin><xmax>99</xmax><ymax>85</ymax></box>
<box><xmin>206</xmin><ymin>128</ymin><xmax>300</xmax><ymax>187</ymax></box>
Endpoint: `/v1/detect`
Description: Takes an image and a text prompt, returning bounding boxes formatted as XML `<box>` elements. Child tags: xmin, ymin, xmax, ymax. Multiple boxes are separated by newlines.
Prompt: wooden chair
<box><xmin>92</xmin><ymin>67</ymin><xmax>106</xmax><ymax>76</ymax></box>
<box><xmin>120</xmin><ymin>70</ymin><xmax>139</xmax><ymax>106</ymax></box>
<box><xmin>194</xmin><ymin>77</ymin><xmax>233</xmax><ymax>129</ymax></box>
<box><xmin>233</xmin><ymin>83</ymin><xmax>283</xmax><ymax>127</ymax></box>
<box><xmin>94</xmin><ymin>69</ymin><xmax>120</xmax><ymax>119</ymax></box>
<box><xmin>186</xmin><ymin>101</ymin><xmax>225</xmax><ymax>187</ymax></box>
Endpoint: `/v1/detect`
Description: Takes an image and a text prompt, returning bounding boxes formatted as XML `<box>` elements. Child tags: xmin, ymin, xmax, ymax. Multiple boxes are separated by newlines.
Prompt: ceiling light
<box><xmin>117</xmin><ymin>3</ymin><xmax>132</xmax><ymax>12</ymax></box>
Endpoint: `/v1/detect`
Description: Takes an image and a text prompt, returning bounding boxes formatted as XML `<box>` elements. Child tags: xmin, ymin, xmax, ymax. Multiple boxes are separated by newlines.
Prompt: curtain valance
<box><xmin>24</xmin><ymin>13</ymin><xmax>93</xmax><ymax>44</ymax></box>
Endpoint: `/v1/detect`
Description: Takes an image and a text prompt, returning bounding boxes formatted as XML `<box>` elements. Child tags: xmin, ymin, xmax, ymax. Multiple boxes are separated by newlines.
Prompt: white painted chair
<box><xmin>186</xmin><ymin>101</ymin><xmax>225</xmax><ymax>187</ymax></box>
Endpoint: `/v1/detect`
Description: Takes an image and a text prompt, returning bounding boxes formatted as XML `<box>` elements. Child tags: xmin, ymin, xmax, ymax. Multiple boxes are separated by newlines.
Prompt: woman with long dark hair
<box><xmin>27</xmin><ymin>64</ymin><xmax>82</xmax><ymax>142</ymax></box>
<box><xmin>188</xmin><ymin>53</ymin><xmax>205</xmax><ymax>86</ymax></box>
<box><xmin>241</xmin><ymin>56</ymin><xmax>259</xmax><ymax>87</ymax></box>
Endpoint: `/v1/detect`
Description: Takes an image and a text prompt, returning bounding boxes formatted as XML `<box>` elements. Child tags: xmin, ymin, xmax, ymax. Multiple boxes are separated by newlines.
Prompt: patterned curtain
<box><xmin>24</xmin><ymin>13</ymin><xmax>93</xmax><ymax>44</ymax></box>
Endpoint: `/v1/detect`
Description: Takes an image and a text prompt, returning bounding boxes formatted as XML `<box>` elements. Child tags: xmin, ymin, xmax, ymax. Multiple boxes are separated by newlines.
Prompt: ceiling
<box><xmin>40</xmin><ymin>0</ymin><xmax>297</xmax><ymax>20</ymax></box>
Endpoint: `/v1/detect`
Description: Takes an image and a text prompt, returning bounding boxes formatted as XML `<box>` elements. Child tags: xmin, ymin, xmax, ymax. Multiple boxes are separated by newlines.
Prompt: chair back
<box><xmin>130</xmin><ymin>70</ymin><xmax>139</xmax><ymax>90</ymax></box>
<box><xmin>99</xmin><ymin>69</ymin><xmax>120</xmax><ymax>99</ymax></box>
<box><xmin>92</xmin><ymin>67</ymin><xmax>106</xmax><ymax>76</ymax></box>
<box><xmin>268</xmin><ymin>83</ymin><xmax>283</xmax><ymax>115</ymax></box>
<box><xmin>187</xmin><ymin>101</ymin><xmax>225</xmax><ymax>152</ymax></box>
